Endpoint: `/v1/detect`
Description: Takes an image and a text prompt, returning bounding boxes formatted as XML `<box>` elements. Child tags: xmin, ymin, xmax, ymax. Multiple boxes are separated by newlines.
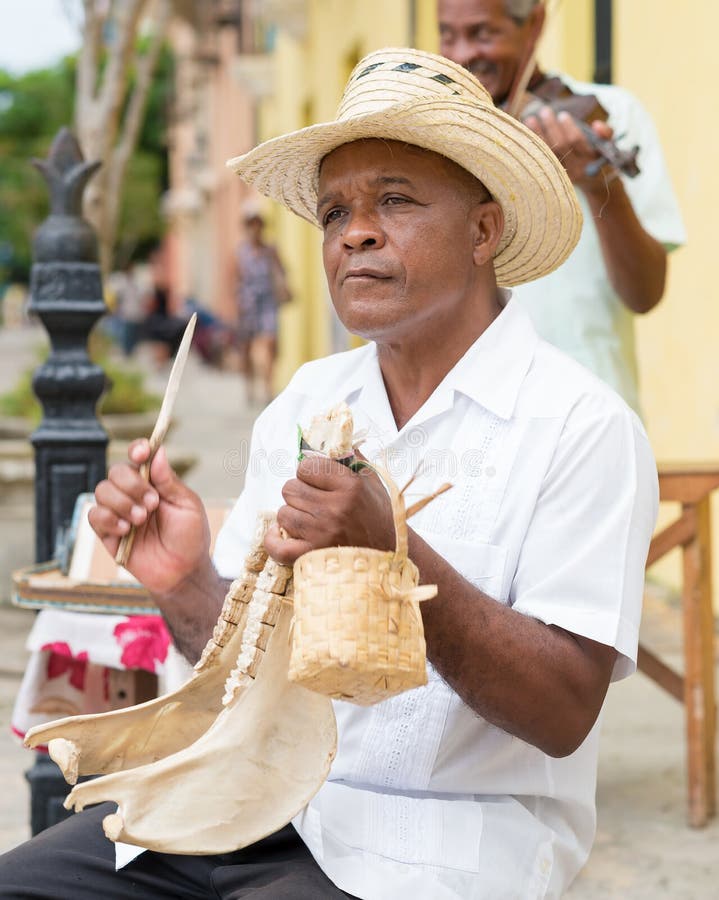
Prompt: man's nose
<box><xmin>342</xmin><ymin>209</ymin><xmax>385</xmax><ymax>250</ymax></box>
<box><xmin>444</xmin><ymin>38</ymin><xmax>479</xmax><ymax>69</ymax></box>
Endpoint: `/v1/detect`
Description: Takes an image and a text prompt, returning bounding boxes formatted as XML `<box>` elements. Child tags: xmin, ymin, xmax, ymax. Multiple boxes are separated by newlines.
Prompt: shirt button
<box><xmin>485</xmin><ymin>465</ymin><xmax>496</xmax><ymax>478</ymax></box>
<box><xmin>540</xmin><ymin>858</ymin><xmax>551</xmax><ymax>875</ymax></box>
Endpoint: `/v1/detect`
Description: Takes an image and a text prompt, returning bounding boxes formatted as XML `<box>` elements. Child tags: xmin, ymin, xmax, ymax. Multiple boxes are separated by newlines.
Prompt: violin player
<box><xmin>439</xmin><ymin>0</ymin><xmax>686</xmax><ymax>414</ymax></box>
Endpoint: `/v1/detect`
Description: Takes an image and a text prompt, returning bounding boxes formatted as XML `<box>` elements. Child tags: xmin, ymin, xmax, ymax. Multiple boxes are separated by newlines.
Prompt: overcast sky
<box><xmin>0</xmin><ymin>0</ymin><xmax>81</xmax><ymax>75</ymax></box>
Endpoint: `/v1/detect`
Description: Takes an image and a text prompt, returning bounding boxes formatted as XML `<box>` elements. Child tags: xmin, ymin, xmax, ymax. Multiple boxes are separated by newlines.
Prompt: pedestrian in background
<box><xmin>142</xmin><ymin>246</ymin><xmax>188</xmax><ymax>366</ymax></box>
<box><xmin>234</xmin><ymin>211</ymin><xmax>291</xmax><ymax>406</ymax></box>
<box><xmin>106</xmin><ymin>261</ymin><xmax>147</xmax><ymax>356</ymax></box>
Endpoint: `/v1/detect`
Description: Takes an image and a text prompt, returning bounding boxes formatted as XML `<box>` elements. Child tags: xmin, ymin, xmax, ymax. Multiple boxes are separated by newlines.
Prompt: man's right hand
<box><xmin>89</xmin><ymin>439</ymin><xmax>211</xmax><ymax>596</ymax></box>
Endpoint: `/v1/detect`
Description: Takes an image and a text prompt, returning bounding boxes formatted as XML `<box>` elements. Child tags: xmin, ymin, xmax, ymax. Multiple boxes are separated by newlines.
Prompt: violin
<box><xmin>512</xmin><ymin>76</ymin><xmax>640</xmax><ymax>179</ymax></box>
<box><xmin>502</xmin><ymin>11</ymin><xmax>640</xmax><ymax>180</ymax></box>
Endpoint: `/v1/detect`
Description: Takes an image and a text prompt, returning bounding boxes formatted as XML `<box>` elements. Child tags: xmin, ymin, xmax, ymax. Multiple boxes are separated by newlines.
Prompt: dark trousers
<box><xmin>0</xmin><ymin>804</ymin><xmax>355</xmax><ymax>899</ymax></box>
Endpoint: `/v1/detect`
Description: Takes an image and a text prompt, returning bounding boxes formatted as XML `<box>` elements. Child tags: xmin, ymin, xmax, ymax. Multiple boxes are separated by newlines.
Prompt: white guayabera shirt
<box><xmin>212</xmin><ymin>297</ymin><xmax>658</xmax><ymax>899</ymax></box>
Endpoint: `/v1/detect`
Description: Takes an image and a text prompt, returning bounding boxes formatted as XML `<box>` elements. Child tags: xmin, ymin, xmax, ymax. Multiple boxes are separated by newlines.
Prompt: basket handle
<box><xmin>354</xmin><ymin>460</ymin><xmax>408</xmax><ymax>569</ymax></box>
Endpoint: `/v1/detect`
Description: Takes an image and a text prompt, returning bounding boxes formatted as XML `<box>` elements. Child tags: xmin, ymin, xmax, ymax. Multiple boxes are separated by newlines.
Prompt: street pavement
<box><xmin>0</xmin><ymin>322</ymin><xmax>718</xmax><ymax>896</ymax></box>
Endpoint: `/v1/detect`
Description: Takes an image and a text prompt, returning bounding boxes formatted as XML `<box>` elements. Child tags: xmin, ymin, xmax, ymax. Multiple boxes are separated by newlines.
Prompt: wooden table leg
<box><xmin>681</xmin><ymin>498</ymin><xmax>717</xmax><ymax>826</ymax></box>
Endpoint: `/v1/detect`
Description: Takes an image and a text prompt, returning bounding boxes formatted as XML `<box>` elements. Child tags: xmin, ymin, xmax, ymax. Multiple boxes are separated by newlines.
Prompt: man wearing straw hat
<box><xmin>438</xmin><ymin>0</ymin><xmax>686</xmax><ymax>416</ymax></box>
<box><xmin>0</xmin><ymin>48</ymin><xmax>657</xmax><ymax>899</ymax></box>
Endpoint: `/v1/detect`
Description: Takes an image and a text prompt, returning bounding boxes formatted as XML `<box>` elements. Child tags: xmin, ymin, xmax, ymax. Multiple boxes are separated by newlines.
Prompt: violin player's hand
<box><xmin>523</xmin><ymin>105</ymin><xmax>617</xmax><ymax>193</ymax></box>
<box><xmin>89</xmin><ymin>439</ymin><xmax>211</xmax><ymax>595</ymax></box>
<box><xmin>264</xmin><ymin>453</ymin><xmax>396</xmax><ymax>566</ymax></box>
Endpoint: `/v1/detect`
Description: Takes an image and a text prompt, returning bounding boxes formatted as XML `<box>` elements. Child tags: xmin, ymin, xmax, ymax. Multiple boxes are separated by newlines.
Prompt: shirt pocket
<box><xmin>419</xmin><ymin>531</ymin><xmax>508</xmax><ymax>603</ymax></box>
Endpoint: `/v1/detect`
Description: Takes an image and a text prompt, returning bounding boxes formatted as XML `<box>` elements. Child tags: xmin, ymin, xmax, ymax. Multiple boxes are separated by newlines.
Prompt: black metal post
<box><xmin>28</xmin><ymin>128</ymin><xmax>108</xmax><ymax>563</ymax></box>
<box><xmin>24</xmin><ymin>128</ymin><xmax>109</xmax><ymax>835</ymax></box>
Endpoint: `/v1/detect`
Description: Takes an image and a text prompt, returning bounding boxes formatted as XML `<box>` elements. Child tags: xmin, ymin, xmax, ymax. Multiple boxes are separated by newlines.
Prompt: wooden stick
<box><xmin>115</xmin><ymin>313</ymin><xmax>197</xmax><ymax>567</ymax></box>
<box><xmin>406</xmin><ymin>483</ymin><xmax>453</xmax><ymax>519</ymax></box>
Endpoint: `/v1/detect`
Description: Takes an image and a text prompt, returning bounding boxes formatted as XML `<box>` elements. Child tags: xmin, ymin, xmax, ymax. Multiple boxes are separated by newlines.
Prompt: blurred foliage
<box><xmin>0</xmin><ymin>59</ymin><xmax>75</xmax><ymax>282</ymax></box>
<box><xmin>0</xmin><ymin>335</ymin><xmax>161</xmax><ymax>423</ymax></box>
<box><xmin>0</xmin><ymin>44</ymin><xmax>173</xmax><ymax>282</ymax></box>
<box><xmin>116</xmin><ymin>42</ymin><xmax>173</xmax><ymax>267</ymax></box>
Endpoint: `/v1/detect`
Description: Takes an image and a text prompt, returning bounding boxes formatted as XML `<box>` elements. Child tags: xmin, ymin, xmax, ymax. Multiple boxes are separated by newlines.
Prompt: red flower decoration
<box><xmin>113</xmin><ymin>616</ymin><xmax>170</xmax><ymax>673</ymax></box>
<box><xmin>41</xmin><ymin>642</ymin><xmax>89</xmax><ymax>692</ymax></box>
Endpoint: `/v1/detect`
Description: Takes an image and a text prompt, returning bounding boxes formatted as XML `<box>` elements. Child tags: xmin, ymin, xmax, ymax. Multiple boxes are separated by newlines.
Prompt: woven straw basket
<box><xmin>288</xmin><ymin>465</ymin><xmax>437</xmax><ymax>705</ymax></box>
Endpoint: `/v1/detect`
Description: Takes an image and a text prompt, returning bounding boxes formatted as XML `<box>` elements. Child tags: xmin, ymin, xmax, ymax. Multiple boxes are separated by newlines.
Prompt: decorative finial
<box><xmin>32</xmin><ymin>127</ymin><xmax>102</xmax><ymax>218</ymax></box>
<box><xmin>31</xmin><ymin>128</ymin><xmax>102</xmax><ymax>264</ymax></box>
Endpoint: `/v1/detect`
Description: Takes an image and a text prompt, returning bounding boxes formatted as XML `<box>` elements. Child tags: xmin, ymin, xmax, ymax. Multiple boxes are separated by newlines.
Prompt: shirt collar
<box><xmin>302</xmin><ymin>293</ymin><xmax>538</xmax><ymax>424</ymax></box>
<box><xmin>441</xmin><ymin>294</ymin><xmax>539</xmax><ymax>420</ymax></box>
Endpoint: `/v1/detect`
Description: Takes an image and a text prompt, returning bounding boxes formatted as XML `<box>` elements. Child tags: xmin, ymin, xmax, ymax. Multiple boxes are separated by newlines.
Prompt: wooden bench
<box><xmin>640</xmin><ymin>464</ymin><xmax>719</xmax><ymax>827</ymax></box>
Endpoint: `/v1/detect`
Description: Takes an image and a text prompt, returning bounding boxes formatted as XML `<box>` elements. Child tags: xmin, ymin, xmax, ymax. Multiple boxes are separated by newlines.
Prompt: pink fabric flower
<box><xmin>113</xmin><ymin>616</ymin><xmax>170</xmax><ymax>672</ymax></box>
<box><xmin>41</xmin><ymin>642</ymin><xmax>89</xmax><ymax>692</ymax></box>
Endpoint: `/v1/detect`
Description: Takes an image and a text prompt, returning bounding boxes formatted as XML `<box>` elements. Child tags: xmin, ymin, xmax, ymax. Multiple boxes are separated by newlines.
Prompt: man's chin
<box><xmin>336</xmin><ymin>312</ymin><xmax>399</xmax><ymax>343</ymax></box>
<box><xmin>333</xmin><ymin>292</ymin><xmax>397</xmax><ymax>329</ymax></box>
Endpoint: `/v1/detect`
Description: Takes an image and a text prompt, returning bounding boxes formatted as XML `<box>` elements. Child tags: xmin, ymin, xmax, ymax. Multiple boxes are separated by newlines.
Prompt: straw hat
<box><xmin>227</xmin><ymin>47</ymin><xmax>582</xmax><ymax>286</ymax></box>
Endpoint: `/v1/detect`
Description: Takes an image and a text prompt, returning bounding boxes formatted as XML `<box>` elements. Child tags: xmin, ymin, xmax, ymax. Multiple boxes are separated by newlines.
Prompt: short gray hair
<box><xmin>505</xmin><ymin>0</ymin><xmax>540</xmax><ymax>23</ymax></box>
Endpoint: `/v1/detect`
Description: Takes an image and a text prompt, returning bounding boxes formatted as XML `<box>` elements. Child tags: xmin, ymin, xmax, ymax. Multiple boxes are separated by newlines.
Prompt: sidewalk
<box><xmin>0</xmin><ymin>324</ymin><xmax>717</xmax><ymax>896</ymax></box>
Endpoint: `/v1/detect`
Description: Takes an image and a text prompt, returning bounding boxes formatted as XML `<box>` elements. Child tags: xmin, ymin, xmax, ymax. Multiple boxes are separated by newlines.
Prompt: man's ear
<box><xmin>471</xmin><ymin>200</ymin><xmax>504</xmax><ymax>268</ymax></box>
<box><xmin>525</xmin><ymin>2</ymin><xmax>546</xmax><ymax>35</ymax></box>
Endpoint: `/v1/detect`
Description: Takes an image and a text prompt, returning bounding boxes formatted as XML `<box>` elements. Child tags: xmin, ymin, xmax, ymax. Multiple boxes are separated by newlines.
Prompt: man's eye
<box><xmin>385</xmin><ymin>195</ymin><xmax>410</xmax><ymax>206</ymax></box>
<box><xmin>322</xmin><ymin>208</ymin><xmax>344</xmax><ymax>227</ymax></box>
<box><xmin>468</xmin><ymin>26</ymin><xmax>493</xmax><ymax>42</ymax></box>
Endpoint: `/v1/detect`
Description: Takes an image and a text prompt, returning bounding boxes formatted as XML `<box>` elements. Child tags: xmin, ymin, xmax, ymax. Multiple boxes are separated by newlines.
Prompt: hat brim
<box><xmin>227</xmin><ymin>97</ymin><xmax>582</xmax><ymax>287</ymax></box>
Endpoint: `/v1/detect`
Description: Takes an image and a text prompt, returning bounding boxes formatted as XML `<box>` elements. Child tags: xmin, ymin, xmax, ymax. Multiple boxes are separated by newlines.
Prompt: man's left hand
<box><xmin>523</xmin><ymin>106</ymin><xmax>616</xmax><ymax>194</ymax></box>
<box><xmin>265</xmin><ymin>454</ymin><xmax>396</xmax><ymax>565</ymax></box>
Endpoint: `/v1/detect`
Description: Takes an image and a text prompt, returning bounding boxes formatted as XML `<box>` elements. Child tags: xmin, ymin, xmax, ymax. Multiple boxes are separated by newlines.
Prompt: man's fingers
<box><xmin>128</xmin><ymin>438</ymin><xmax>152</xmax><ymax>466</ymax></box>
<box><xmin>148</xmin><ymin>447</ymin><xmax>185</xmax><ymax>502</ymax></box>
<box><xmin>296</xmin><ymin>454</ymin><xmax>355</xmax><ymax>489</ymax></box>
<box><xmin>264</xmin><ymin>522</ymin><xmax>311</xmax><ymax>566</ymax></box>
<box><xmin>591</xmin><ymin>119</ymin><xmax>614</xmax><ymax>140</ymax></box>
<box><xmin>94</xmin><ymin>476</ymin><xmax>156</xmax><ymax>527</ymax></box>
<box><xmin>105</xmin><ymin>459</ymin><xmax>155</xmax><ymax>498</ymax></box>
<box><xmin>282</xmin><ymin>477</ymin><xmax>322</xmax><ymax>514</ymax></box>
<box><xmin>276</xmin><ymin>505</ymin><xmax>316</xmax><ymax>542</ymax></box>
<box><xmin>88</xmin><ymin>501</ymin><xmax>131</xmax><ymax>540</ymax></box>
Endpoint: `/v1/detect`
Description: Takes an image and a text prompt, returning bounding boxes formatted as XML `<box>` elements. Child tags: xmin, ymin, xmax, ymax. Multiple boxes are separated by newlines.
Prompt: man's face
<box><xmin>318</xmin><ymin>139</ymin><xmax>492</xmax><ymax>346</ymax></box>
<box><xmin>438</xmin><ymin>0</ymin><xmax>536</xmax><ymax>104</ymax></box>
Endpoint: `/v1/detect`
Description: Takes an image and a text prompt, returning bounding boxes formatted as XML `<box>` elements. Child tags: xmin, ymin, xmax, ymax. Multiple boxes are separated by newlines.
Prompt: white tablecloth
<box><xmin>11</xmin><ymin>608</ymin><xmax>173</xmax><ymax>749</ymax></box>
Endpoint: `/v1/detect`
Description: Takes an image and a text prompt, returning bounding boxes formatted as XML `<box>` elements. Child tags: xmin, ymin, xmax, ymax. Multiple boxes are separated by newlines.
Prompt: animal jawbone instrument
<box><xmin>24</xmin><ymin>401</ymin><xmax>443</xmax><ymax>854</ymax></box>
<box><xmin>24</xmin><ymin>512</ymin><xmax>280</xmax><ymax>783</ymax></box>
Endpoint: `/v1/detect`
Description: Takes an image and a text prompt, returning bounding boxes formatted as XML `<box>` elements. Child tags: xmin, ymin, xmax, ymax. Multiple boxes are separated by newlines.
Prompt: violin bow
<box><xmin>504</xmin><ymin>4</ymin><xmax>546</xmax><ymax>118</ymax></box>
<box><xmin>504</xmin><ymin>0</ymin><xmax>564</xmax><ymax>118</ymax></box>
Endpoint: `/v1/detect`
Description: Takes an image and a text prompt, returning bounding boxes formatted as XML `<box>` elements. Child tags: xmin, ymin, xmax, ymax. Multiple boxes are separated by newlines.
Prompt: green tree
<box><xmin>115</xmin><ymin>43</ymin><xmax>173</xmax><ymax>266</ymax></box>
<box><xmin>0</xmin><ymin>60</ymin><xmax>75</xmax><ymax>281</ymax></box>
<box><xmin>74</xmin><ymin>0</ymin><xmax>173</xmax><ymax>273</ymax></box>
<box><xmin>0</xmin><ymin>39</ymin><xmax>173</xmax><ymax>284</ymax></box>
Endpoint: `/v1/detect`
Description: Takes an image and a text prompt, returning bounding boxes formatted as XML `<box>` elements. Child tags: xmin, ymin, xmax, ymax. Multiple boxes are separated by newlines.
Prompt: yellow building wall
<box><xmin>614</xmin><ymin>1</ymin><xmax>719</xmax><ymax>604</ymax></box>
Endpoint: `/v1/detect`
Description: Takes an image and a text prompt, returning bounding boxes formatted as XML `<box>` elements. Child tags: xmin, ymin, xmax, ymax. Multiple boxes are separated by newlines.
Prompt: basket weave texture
<box><xmin>288</xmin><ymin>466</ymin><xmax>436</xmax><ymax>705</ymax></box>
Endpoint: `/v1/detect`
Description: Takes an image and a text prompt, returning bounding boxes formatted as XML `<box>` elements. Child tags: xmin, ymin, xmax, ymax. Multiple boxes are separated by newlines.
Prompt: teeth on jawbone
<box><xmin>192</xmin><ymin>516</ymin><xmax>275</xmax><ymax>673</ymax></box>
<box><xmin>222</xmin><ymin>560</ymin><xmax>293</xmax><ymax>705</ymax></box>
